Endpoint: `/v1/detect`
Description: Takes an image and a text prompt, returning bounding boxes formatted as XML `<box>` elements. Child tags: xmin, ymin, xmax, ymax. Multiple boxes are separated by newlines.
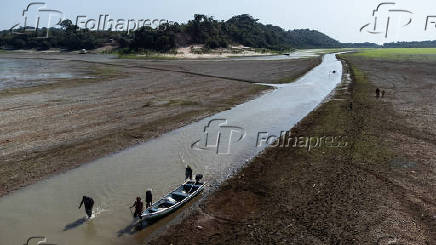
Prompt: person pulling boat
<box><xmin>146</xmin><ymin>189</ymin><xmax>153</xmax><ymax>208</ymax></box>
<box><xmin>185</xmin><ymin>165</ymin><xmax>193</xmax><ymax>180</ymax></box>
<box><xmin>195</xmin><ymin>174</ymin><xmax>203</xmax><ymax>185</ymax></box>
<box><xmin>139</xmin><ymin>173</ymin><xmax>206</xmax><ymax>221</ymax></box>
<box><xmin>130</xmin><ymin>197</ymin><xmax>144</xmax><ymax>219</ymax></box>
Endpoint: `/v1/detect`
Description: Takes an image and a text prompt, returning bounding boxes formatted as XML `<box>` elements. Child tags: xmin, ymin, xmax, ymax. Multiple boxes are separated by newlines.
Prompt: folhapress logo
<box><xmin>360</xmin><ymin>2</ymin><xmax>413</xmax><ymax>38</ymax></box>
<box><xmin>9</xmin><ymin>1</ymin><xmax>175</xmax><ymax>38</ymax></box>
<box><xmin>360</xmin><ymin>2</ymin><xmax>436</xmax><ymax>38</ymax></box>
<box><xmin>191</xmin><ymin>119</ymin><xmax>246</xmax><ymax>155</ymax></box>
<box><xmin>10</xmin><ymin>2</ymin><xmax>64</xmax><ymax>38</ymax></box>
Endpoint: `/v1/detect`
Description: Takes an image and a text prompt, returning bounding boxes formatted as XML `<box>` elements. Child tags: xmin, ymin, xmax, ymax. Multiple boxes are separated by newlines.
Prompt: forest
<box><xmin>1</xmin><ymin>14</ymin><xmax>434</xmax><ymax>52</ymax></box>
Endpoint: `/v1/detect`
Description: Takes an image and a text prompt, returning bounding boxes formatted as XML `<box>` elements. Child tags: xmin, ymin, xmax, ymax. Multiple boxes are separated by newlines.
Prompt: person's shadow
<box><xmin>117</xmin><ymin>219</ymin><xmax>152</xmax><ymax>237</ymax></box>
<box><xmin>63</xmin><ymin>217</ymin><xmax>87</xmax><ymax>231</ymax></box>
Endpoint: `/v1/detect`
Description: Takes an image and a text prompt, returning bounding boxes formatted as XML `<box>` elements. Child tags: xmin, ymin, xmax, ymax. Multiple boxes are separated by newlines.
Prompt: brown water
<box><xmin>0</xmin><ymin>58</ymin><xmax>89</xmax><ymax>90</ymax></box>
<box><xmin>0</xmin><ymin>53</ymin><xmax>343</xmax><ymax>245</ymax></box>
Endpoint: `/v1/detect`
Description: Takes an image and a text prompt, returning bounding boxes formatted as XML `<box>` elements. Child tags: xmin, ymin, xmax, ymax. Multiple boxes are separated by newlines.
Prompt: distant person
<box><xmin>146</xmin><ymin>189</ymin><xmax>153</xmax><ymax>208</ymax></box>
<box><xmin>381</xmin><ymin>90</ymin><xmax>385</xmax><ymax>98</ymax></box>
<box><xmin>130</xmin><ymin>197</ymin><xmax>144</xmax><ymax>219</ymax></box>
<box><xmin>376</xmin><ymin>88</ymin><xmax>380</xmax><ymax>98</ymax></box>
<box><xmin>348</xmin><ymin>102</ymin><xmax>353</xmax><ymax>111</ymax></box>
<box><xmin>78</xmin><ymin>196</ymin><xmax>94</xmax><ymax>218</ymax></box>
<box><xmin>185</xmin><ymin>165</ymin><xmax>193</xmax><ymax>180</ymax></box>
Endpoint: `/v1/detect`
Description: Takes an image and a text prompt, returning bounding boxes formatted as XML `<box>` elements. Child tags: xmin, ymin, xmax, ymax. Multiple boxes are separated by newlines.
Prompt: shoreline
<box><xmin>0</xmin><ymin>48</ymin><xmax>325</xmax><ymax>61</ymax></box>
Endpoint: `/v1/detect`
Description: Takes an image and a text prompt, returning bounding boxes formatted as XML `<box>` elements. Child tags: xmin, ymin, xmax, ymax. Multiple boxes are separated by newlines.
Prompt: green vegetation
<box><xmin>315</xmin><ymin>48</ymin><xmax>358</xmax><ymax>54</ymax></box>
<box><xmin>4</xmin><ymin>14</ymin><xmax>436</xmax><ymax>53</ymax></box>
<box><xmin>276</xmin><ymin>75</ymin><xmax>301</xmax><ymax>84</ymax></box>
<box><xmin>347</xmin><ymin>48</ymin><xmax>436</xmax><ymax>62</ymax></box>
<box><xmin>290</xmin><ymin>58</ymin><xmax>394</xmax><ymax>168</ymax></box>
<box><xmin>346</xmin><ymin>65</ymin><xmax>395</xmax><ymax>164</ymax></box>
<box><xmin>123</xmin><ymin>14</ymin><xmax>344</xmax><ymax>53</ymax></box>
<box><xmin>0</xmin><ymin>14</ymin><xmax>343</xmax><ymax>52</ymax></box>
<box><xmin>0</xmin><ymin>19</ymin><xmax>120</xmax><ymax>51</ymax></box>
<box><xmin>168</xmin><ymin>100</ymin><xmax>200</xmax><ymax>106</ymax></box>
<box><xmin>383</xmin><ymin>40</ymin><xmax>436</xmax><ymax>48</ymax></box>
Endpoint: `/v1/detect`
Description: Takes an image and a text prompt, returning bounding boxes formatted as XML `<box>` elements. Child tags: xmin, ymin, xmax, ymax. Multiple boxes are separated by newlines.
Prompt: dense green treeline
<box><xmin>0</xmin><ymin>14</ymin><xmax>343</xmax><ymax>52</ymax></box>
<box><xmin>0</xmin><ymin>19</ymin><xmax>121</xmax><ymax>51</ymax></box>
<box><xmin>1</xmin><ymin>14</ymin><xmax>435</xmax><ymax>52</ymax></box>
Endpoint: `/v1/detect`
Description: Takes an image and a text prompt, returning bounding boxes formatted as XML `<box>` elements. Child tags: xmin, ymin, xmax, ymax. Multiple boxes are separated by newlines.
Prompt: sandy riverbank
<box><xmin>149</xmin><ymin>54</ymin><xmax>435</xmax><ymax>244</ymax></box>
<box><xmin>0</xmin><ymin>53</ymin><xmax>321</xmax><ymax>197</ymax></box>
<box><xmin>124</xmin><ymin>47</ymin><xmax>322</xmax><ymax>60</ymax></box>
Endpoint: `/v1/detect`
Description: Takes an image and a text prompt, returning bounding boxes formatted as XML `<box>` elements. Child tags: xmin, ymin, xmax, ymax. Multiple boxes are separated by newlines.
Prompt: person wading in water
<box><xmin>146</xmin><ymin>189</ymin><xmax>153</xmax><ymax>208</ymax></box>
<box><xmin>185</xmin><ymin>165</ymin><xmax>193</xmax><ymax>180</ymax></box>
<box><xmin>78</xmin><ymin>196</ymin><xmax>94</xmax><ymax>218</ymax></box>
<box><xmin>130</xmin><ymin>197</ymin><xmax>144</xmax><ymax>219</ymax></box>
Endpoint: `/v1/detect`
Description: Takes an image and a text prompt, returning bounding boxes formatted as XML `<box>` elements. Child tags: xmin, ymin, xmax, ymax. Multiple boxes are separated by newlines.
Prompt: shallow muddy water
<box><xmin>0</xmin><ymin>58</ymin><xmax>90</xmax><ymax>90</ymax></box>
<box><xmin>0</xmin><ymin>53</ymin><xmax>342</xmax><ymax>245</ymax></box>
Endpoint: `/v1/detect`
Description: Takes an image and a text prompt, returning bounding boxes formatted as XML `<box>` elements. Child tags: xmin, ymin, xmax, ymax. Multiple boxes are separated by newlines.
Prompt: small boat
<box><xmin>140</xmin><ymin>178</ymin><xmax>205</xmax><ymax>221</ymax></box>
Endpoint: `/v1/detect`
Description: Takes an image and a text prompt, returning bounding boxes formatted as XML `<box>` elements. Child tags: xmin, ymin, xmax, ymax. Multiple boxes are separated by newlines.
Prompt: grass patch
<box><xmin>276</xmin><ymin>75</ymin><xmax>300</xmax><ymax>84</ymax></box>
<box><xmin>286</xmin><ymin>57</ymin><xmax>395</xmax><ymax>167</ymax></box>
<box><xmin>315</xmin><ymin>48</ymin><xmax>357</xmax><ymax>54</ymax></box>
<box><xmin>168</xmin><ymin>100</ymin><xmax>200</xmax><ymax>106</ymax></box>
<box><xmin>347</xmin><ymin>48</ymin><xmax>436</xmax><ymax>62</ymax></box>
<box><xmin>347</xmin><ymin>64</ymin><xmax>395</xmax><ymax>164</ymax></box>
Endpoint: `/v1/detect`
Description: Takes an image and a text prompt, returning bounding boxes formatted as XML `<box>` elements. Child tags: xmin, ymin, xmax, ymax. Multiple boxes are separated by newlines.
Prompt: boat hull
<box><xmin>140</xmin><ymin>180</ymin><xmax>205</xmax><ymax>222</ymax></box>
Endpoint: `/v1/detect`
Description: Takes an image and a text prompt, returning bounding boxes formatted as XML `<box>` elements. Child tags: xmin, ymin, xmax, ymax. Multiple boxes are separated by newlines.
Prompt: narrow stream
<box><xmin>0</xmin><ymin>53</ymin><xmax>342</xmax><ymax>245</ymax></box>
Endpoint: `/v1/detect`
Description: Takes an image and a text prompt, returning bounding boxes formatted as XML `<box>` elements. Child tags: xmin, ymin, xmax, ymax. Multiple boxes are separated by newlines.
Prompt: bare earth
<box><xmin>150</xmin><ymin>56</ymin><xmax>435</xmax><ymax>244</ymax></box>
<box><xmin>0</xmin><ymin>53</ymin><xmax>321</xmax><ymax>197</ymax></box>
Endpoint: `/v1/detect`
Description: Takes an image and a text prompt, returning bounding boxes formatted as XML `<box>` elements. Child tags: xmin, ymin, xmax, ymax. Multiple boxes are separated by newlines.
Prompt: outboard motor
<box><xmin>195</xmin><ymin>174</ymin><xmax>203</xmax><ymax>184</ymax></box>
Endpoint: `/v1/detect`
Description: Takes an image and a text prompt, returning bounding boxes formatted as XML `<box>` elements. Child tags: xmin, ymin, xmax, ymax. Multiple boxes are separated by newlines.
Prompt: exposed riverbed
<box><xmin>0</xmin><ymin>53</ymin><xmax>342</xmax><ymax>245</ymax></box>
